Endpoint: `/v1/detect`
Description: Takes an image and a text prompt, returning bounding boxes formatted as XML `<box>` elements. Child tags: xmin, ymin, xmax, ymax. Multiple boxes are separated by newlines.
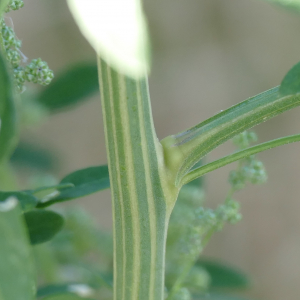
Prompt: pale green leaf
<box><xmin>67</xmin><ymin>0</ymin><xmax>150</xmax><ymax>78</ymax></box>
<box><xmin>0</xmin><ymin>197</ymin><xmax>36</xmax><ymax>300</ymax></box>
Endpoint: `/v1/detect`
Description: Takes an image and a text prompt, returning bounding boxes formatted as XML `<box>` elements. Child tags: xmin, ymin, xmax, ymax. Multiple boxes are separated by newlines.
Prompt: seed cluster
<box><xmin>0</xmin><ymin>0</ymin><xmax>53</xmax><ymax>92</ymax></box>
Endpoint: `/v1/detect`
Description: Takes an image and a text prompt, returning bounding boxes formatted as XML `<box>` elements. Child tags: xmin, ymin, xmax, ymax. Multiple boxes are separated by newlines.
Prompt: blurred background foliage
<box><xmin>4</xmin><ymin>0</ymin><xmax>300</xmax><ymax>299</ymax></box>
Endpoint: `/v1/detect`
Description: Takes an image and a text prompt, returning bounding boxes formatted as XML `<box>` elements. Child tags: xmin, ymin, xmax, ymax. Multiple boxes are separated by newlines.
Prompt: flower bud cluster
<box><xmin>4</xmin><ymin>0</ymin><xmax>24</xmax><ymax>12</ymax></box>
<box><xmin>229</xmin><ymin>131</ymin><xmax>267</xmax><ymax>190</ymax></box>
<box><xmin>196</xmin><ymin>198</ymin><xmax>242</xmax><ymax>232</ymax></box>
<box><xmin>0</xmin><ymin>2</ymin><xmax>53</xmax><ymax>92</ymax></box>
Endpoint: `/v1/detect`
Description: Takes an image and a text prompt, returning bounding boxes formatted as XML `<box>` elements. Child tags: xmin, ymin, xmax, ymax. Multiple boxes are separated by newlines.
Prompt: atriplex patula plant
<box><xmin>1</xmin><ymin>0</ymin><xmax>300</xmax><ymax>300</ymax></box>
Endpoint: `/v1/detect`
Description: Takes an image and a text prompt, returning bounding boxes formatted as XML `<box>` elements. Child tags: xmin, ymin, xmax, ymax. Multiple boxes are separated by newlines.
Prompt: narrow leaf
<box><xmin>181</xmin><ymin>134</ymin><xmax>300</xmax><ymax>186</ymax></box>
<box><xmin>24</xmin><ymin>209</ymin><xmax>64</xmax><ymax>245</ymax></box>
<box><xmin>196</xmin><ymin>259</ymin><xmax>249</xmax><ymax>289</ymax></box>
<box><xmin>67</xmin><ymin>0</ymin><xmax>150</xmax><ymax>78</ymax></box>
<box><xmin>36</xmin><ymin>64</ymin><xmax>99</xmax><ymax>112</ymax></box>
<box><xmin>0</xmin><ymin>191</ymin><xmax>38</xmax><ymax>211</ymax></box>
<box><xmin>162</xmin><ymin>87</ymin><xmax>300</xmax><ymax>185</ymax></box>
<box><xmin>0</xmin><ymin>48</ymin><xmax>18</xmax><ymax>162</ymax></box>
<box><xmin>37</xmin><ymin>284</ymin><xmax>95</xmax><ymax>299</ymax></box>
<box><xmin>37</xmin><ymin>166</ymin><xmax>110</xmax><ymax>208</ymax></box>
<box><xmin>279</xmin><ymin>61</ymin><xmax>300</xmax><ymax>96</ymax></box>
<box><xmin>0</xmin><ymin>197</ymin><xmax>36</xmax><ymax>300</ymax></box>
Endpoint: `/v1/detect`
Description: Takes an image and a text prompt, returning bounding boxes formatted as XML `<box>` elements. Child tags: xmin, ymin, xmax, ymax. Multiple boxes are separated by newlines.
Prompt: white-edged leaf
<box><xmin>67</xmin><ymin>0</ymin><xmax>150</xmax><ymax>78</ymax></box>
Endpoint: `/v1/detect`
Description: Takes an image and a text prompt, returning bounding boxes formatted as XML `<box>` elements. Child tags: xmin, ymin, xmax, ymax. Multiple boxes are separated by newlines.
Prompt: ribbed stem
<box><xmin>98</xmin><ymin>58</ymin><xmax>177</xmax><ymax>300</ymax></box>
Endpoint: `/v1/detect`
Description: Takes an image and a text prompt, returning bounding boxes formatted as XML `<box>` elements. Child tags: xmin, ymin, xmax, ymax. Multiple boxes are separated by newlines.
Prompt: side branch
<box><xmin>180</xmin><ymin>134</ymin><xmax>300</xmax><ymax>186</ymax></box>
<box><xmin>161</xmin><ymin>87</ymin><xmax>300</xmax><ymax>185</ymax></box>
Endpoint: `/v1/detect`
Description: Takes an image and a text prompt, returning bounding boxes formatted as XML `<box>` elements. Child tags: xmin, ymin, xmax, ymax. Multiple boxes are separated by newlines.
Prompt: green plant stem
<box><xmin>161</xmin><ymin>87</ymin><xmax>300</xmax><ymax>185</ymax></box>
<box><xmin>98</xmin><ymin>58</ymin><xmax>178</xmax><ymax>300</ymax></box>
<box><xmin>181</xmin><ymin>134</ymin><xmax>300</xmax><ymax>186</ymax></box>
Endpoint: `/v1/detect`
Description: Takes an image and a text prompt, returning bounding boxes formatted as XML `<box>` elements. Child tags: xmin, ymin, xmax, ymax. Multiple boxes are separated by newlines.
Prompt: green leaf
<box><xmin>0</xmin><ymin>197</ymin><xmax>36</xmax><ymax>300</ymax></box>
<box><xmin>10</xmin><ymin>142</ymin><xmax>55</xmax><ymax>171</ymax></box>
<box><xmin>37</xmin><ymin>166</ymin><xmax>110</xmax><ymax>208</ymax></box>
<box><xmin>0</xmin><ymin>191</ymin><xmax>38</xmax><ymax>211</ymax></box>
<box><xmin>67</xmin><ymin>0</ymin><xmax>150</xmax><ymax>78</ymax></box>
<box><xmin>41</xmin><ymin>294</ymin><xmax>95</xmax><ymax>300</ymax></box>
<box><xmin>279</xmin><ymin>61</ymin><xmax>300</xmax><ymax>96</ymax></box>
<box><xmin>37</xmin><ymin>284</ymin><xmax>95</xmax><ymax>299</ymax></box>
<box><xmin>196</xmin><ymin>259</ymin><xmax>249</xmax><ymax>289</ymax></box>
<box><xmin>0</xmin><ymin>48</ymin><xmax>18</xmax><ymax>163</ymax></box>
<box><xmin>24</xmin><ymin>209</ymin><xmax>64</xmax><ymax>245</ymax></box>
<box><xmin>36</xmin><ymin>64</ymin><xmax>99</xmax><ymax>112</ymax></box>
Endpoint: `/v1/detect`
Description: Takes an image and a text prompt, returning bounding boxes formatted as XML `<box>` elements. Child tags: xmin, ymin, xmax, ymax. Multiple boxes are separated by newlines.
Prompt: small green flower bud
<box><xmin>6</xmin><ymin>49</ymin><xmax>21</xmax><ymax>67</ymax></box>
<box><xmin>25</xmin><ymin>58</ymin><xmax>54</xmax><ymax>86</ymax></box>
<box><xmin>5</xmin><ymin>0</ymin><xmax>24</xmax><ymax>12</ymax></box>
<box><xmin>229</xmin><ymin>170</ymin><xmax>246</xmax><ymax>190</ymax></box>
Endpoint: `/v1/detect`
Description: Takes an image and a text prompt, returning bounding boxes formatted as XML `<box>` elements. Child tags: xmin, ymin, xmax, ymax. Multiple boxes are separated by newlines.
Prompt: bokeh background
<box><xmin>8</xmin><ymin>0</ymin><xmax>300</xmax><ymax>299</ymax></box>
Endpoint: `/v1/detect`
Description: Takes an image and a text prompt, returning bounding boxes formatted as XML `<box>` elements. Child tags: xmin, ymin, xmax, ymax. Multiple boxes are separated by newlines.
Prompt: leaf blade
<box><xmin>196</xmin><ymin>259</ymin><xmax>249</xmax><ymax>289</ymax></box>
<box><xmin>36</xmin><ymin>64</ymin><xmax>99</xmax><ymax>112</ymax></box>
<box><xmin>0</xmin><ymin>198</ymin><xmax>36</xmax><ymax>300</ymax></box>
<box><xmin>280</xmin><ymin>61</ymin><xmax>300</xmax><ymax>96</ymax></box>
<box><xmin>37</xmin><ymin>166</ymin><xmax>110</xmax><ymax>208</ymax></box>
<box><xmin>24</xmin><ymin>209</ymin><xmax>64</xmax><ymax>245</ymax></box>
<box><xmin>0</xmin><ymin>191</ymin><xmax>38</xmax><ymax>212</ymax></box>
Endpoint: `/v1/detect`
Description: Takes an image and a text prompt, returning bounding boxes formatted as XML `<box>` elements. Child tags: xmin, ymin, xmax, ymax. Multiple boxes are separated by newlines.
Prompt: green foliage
<box><xmin>36</xmin><ymin>64</ymin><xmax>99</xmax><ymax>112</ymax></box>
<box><xmin>279</xmin><ymin>61</ymin><xmax>300</xmax><ymax>96</ymax></box>
<box><xmin>0</xmin><ymin>191</ymin><xmax>37</xmax><ymax>211</ymax></box>
<box><xmin>24</xmin><ymin>209</ymin><xmax>64</xmax><ymax>245</ymax></box>
<box><xmin>0</xmin><ymin>197</ymin><xmax>35</xmax><ymax>300</ymax></box>
<box><xmin>1</xmin><ymin>2</ymin><xmax>300</xmax><ymax>300</ymax></box>
<box><xmin>11</xmin><ymin>142</ymin><xmax>56</xmax><ymax>171</ymax></box>
<box><xmin>0</xmin><ymin>2</ymin><xmax>53</xmax><ymax>92</ymax></box>
<box><xmin>196</xmin><ymin>260</ymin><xmax>249</xmax><ymax>289</ymax></box>
<box><xmin>36</xmin><ymin>166</ymin><xmax>110</xmax><ymax>208</ymax></box>
<box><xmin>34</xmin><ymin>207</ymin><xmax>113</xmax><ymax>299</ymax></box>
<box><xmin>37</xmin><ymin>284</ymin><xmax>95</xmax><ymax>299</ymax></box>
<box><xmin>42</xmin><ymin>294</ymin><xmax>95</xmax><ymax>300</ymax></box>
